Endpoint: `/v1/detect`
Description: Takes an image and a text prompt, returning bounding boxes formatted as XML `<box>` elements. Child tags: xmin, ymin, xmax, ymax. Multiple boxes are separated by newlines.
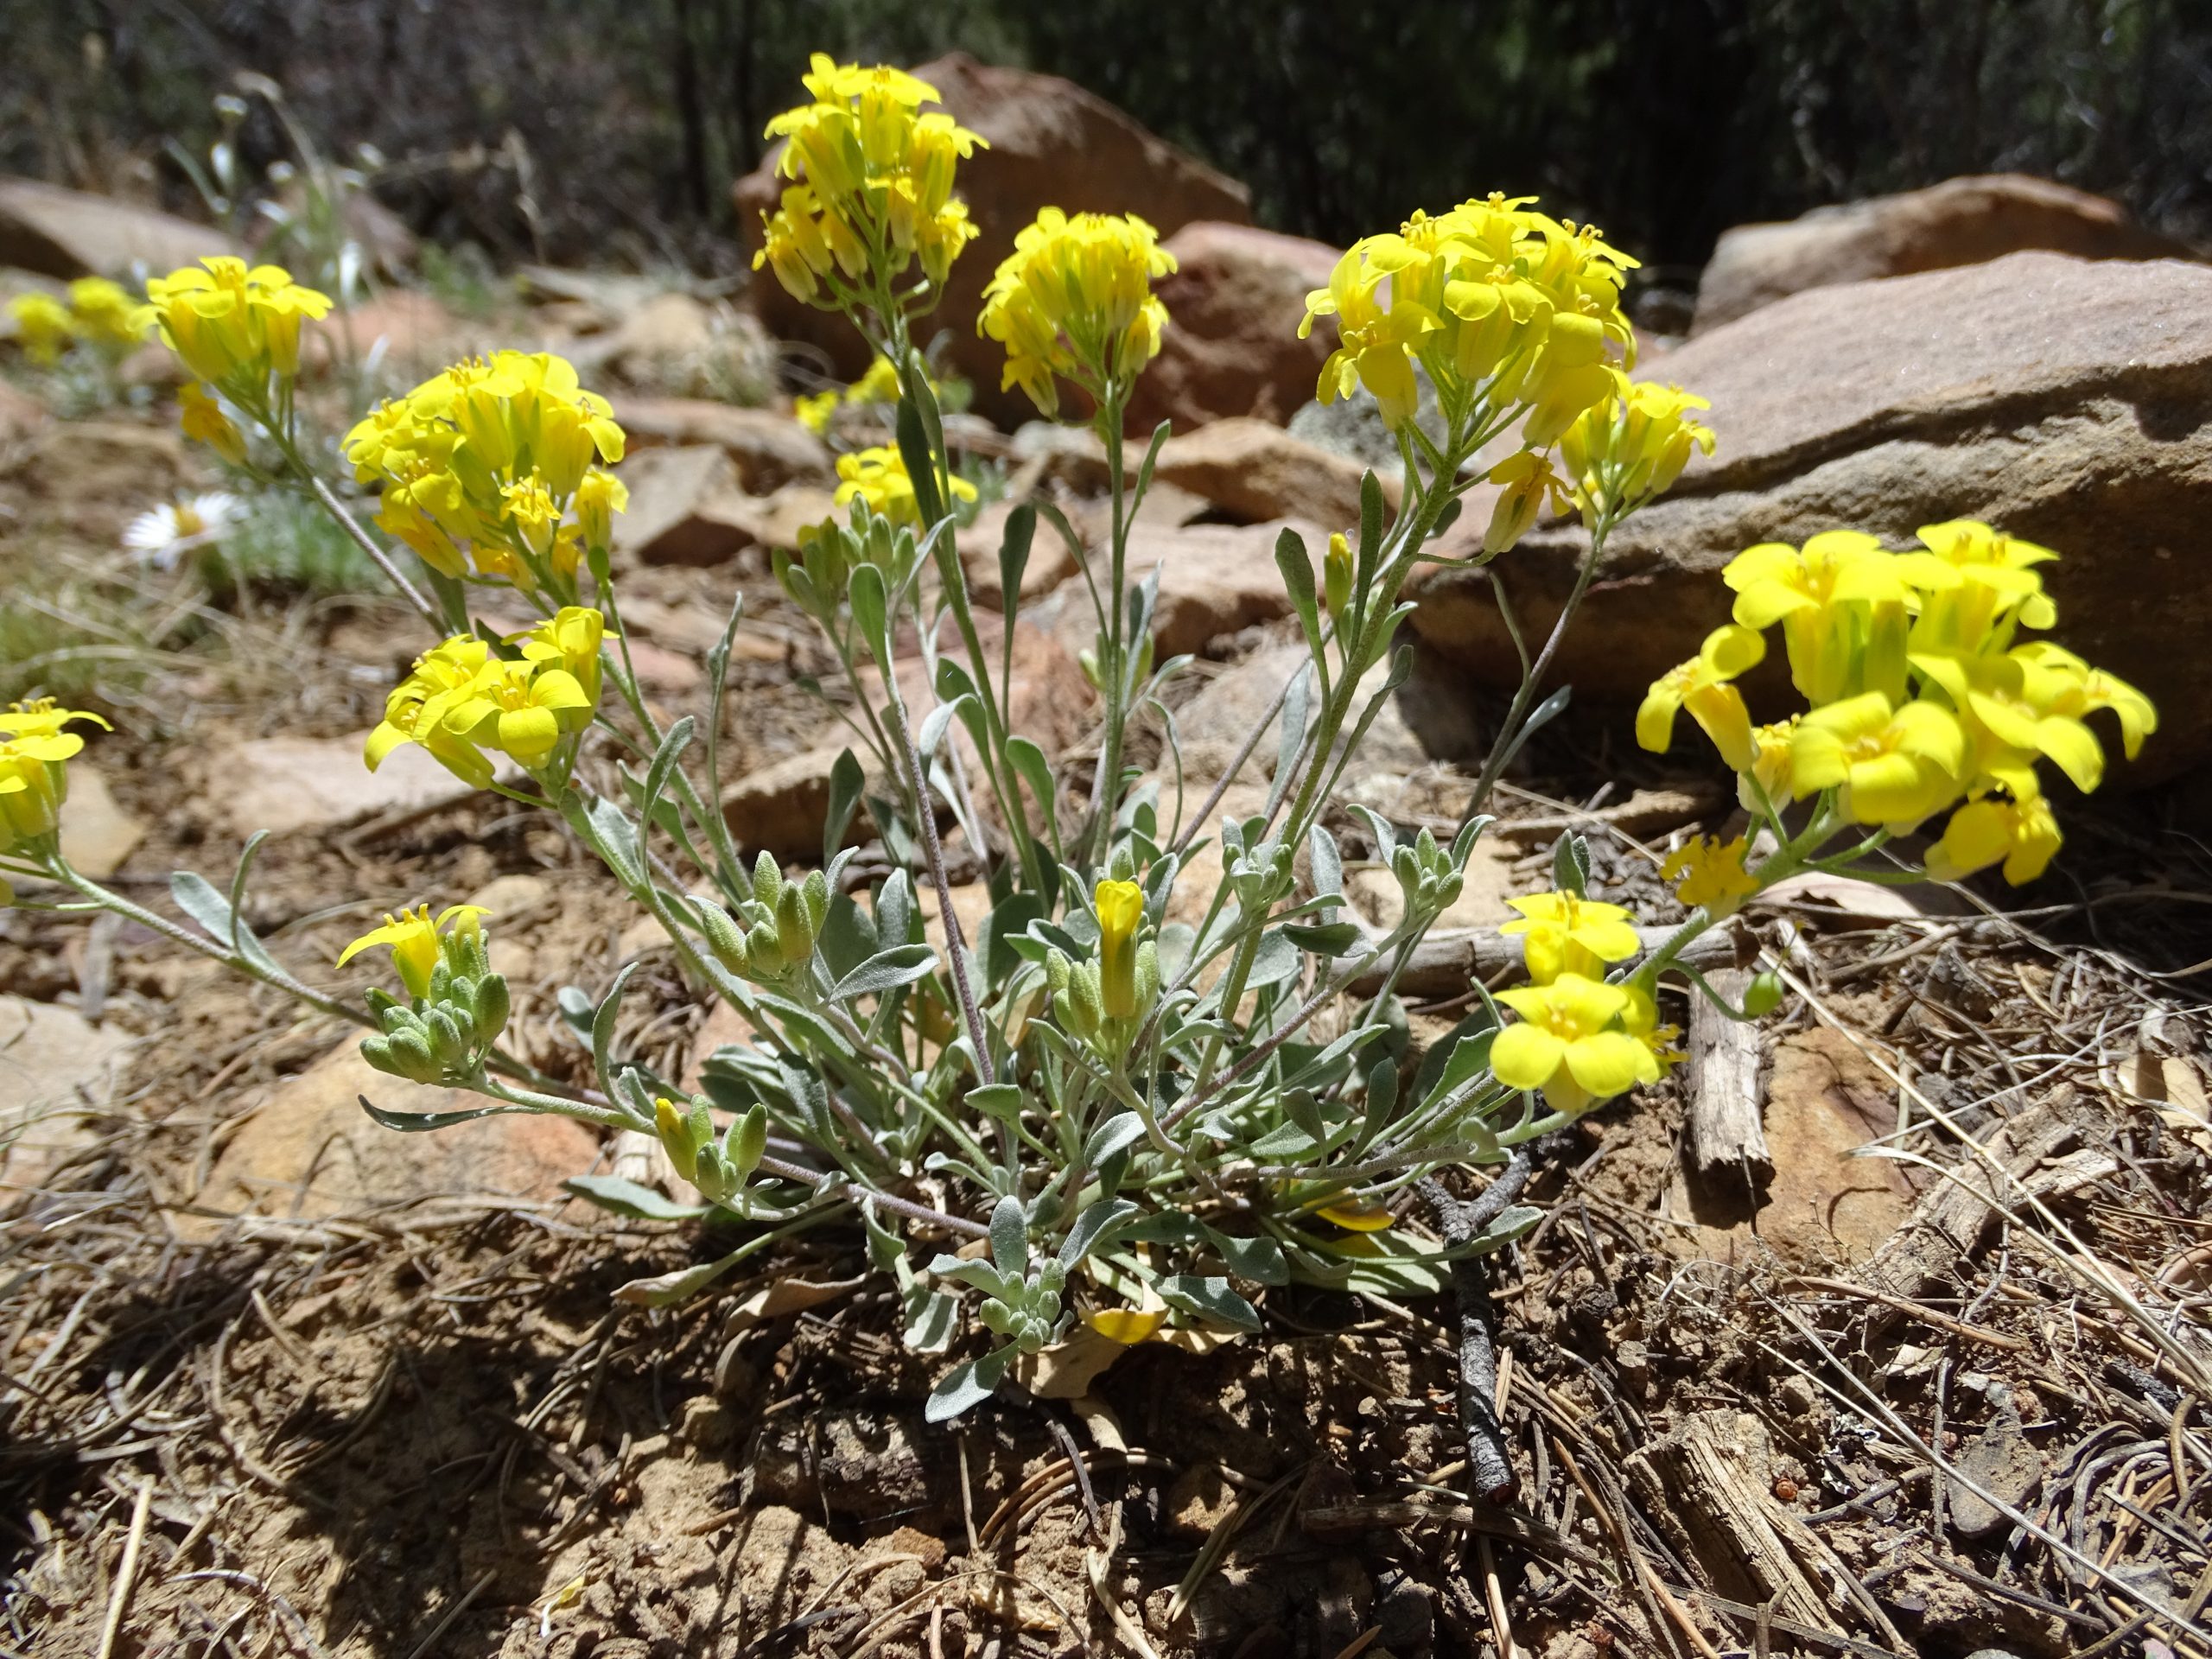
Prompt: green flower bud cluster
<box><xmin>773</xmin><ymin>502</ymin><xmax>921</xmax><ymax>621</ymax></box>
<box><xmin>1078</xmin><ymin>630</ymin><xmax>1153</xmax><ymax>696</ymax></box>
<box><xmin>1389</xmin><ymin>824</ymin><xmax>1464</xmax><ymax>921</ymax></box>
<box><xmin>1222</xmin><ymin>819</ymin><xmax>1294</xmax><ymax>912</ymax></box>
<box><xmin>359</xmin><ymin>922</ymin><xmax>510</xmax><ymax>1085</ymax></box>
<box><xmin>927</xmin><ymin>1197</ymin><xmax>1068</xmax><ymax>1356</ymax></box>
<box><xmin>698</xmin><ymin>853</ymin><xmax>830</xmax><ymax>985</ymax></box>
<box><xmin>656</xmin><ymin>1093</ymin><xmax>769</xmax><ymax>1205</ymax></box>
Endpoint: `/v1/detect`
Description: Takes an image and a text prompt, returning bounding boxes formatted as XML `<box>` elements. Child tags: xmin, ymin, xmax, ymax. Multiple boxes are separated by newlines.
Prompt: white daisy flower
<box><xmin>123</xmin><ymin>491</ymin><xmax>244</xmax><ymax>571</ymax></box>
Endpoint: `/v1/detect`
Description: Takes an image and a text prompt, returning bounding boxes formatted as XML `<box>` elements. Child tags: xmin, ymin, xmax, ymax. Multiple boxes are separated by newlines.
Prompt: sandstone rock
<box><xmin>1154</xmin><ymin>416</ymin><xmax>1391</xmax><ymax>531</ymax></box>
<box><xmin>1130</xmin><ymin>518</ymin><xmax>1322</xmax><ymax>658</ymax></box>
<box><xmin>611</xmin><ymin>444</ymin><xmax>745</xmax><ymax>565</ymax></box>
<box><xmin>463</xmin><ymin>873</ymin><xmax>552</xmax><ymax>916</ymax></box>
<box><xmin>57</xmin><ymin>764</ymin><xmax>144</xmax><ymax>879</ymax></box>
<box><xmin>188</xmin><ymin>1039</ymin><xmax>596</xmax><ymax>1231</ymax></box>
<box><xmin>733</xmin><ymin>485</ymin><xmax>840</xmax><ymax>555</ymax></box>
<box><xmin>721</xmin><ymin>743</ymin><xmax>861</xmax><ymax>861</ymax></box>
<box><xmin>735</xmin><ymin>53</ymin><xmax>1250</xmax><ymax>423</ymax></box>
<box><xmin>1007</xmin><ymin>422</ymin><xmax>1110</xmax><ymax>493</ymax></box>
<box><xmin>0</xmin><ymin>176</ymin><xmax>239</xmax><ymax>278</ymax></box>
<box><xmin>0</xmin><ymin>995</ymin><xmax>132</xmax><ymax>1196</ymax></box>
<box><xmin>626</xmin><ymin>638</ymin><xmax>704</xmax><ymax>695</ymax></box>
<box><xmin>308</xmin><ymin>289</ymin><xmax>467</xmax><ymax>374</ymax></box>
<box><xmin>612</xmin><ymin>396</ymin><xmax>833</xmax><ymax>491</ymax></box>
<box><xmin>1672</xmin><ymin>1027</ymin><xmax>1916</xmax><ymax>1269</ymax></box>
<box><xmin>1170</xmin><ymin>644</ymin><xmax>1428</xmax><ymax>785</ymax></box>
<box><xmin>961</xmin><ymin>499</ymin><xmax>1083</xmax><ymax>609</ymax></box>
<box><xmin>17</xmin><ymin>421</ymin><xmax>193</xmax><ymax>513</ymax></box>
<box><xmin>1694</xmin><ymin>174</ymin><xmax>2193</xmax><ymax>334</ymax></box>
<box><xmin>1412</xmin><ymin>252</ymin><xmax>2212</xmax><ymax>780</ymax></box>
<box><xmin>1128</xmin><ymin>221</ymin><xmax>1341</xmax><ymax>435</ymax></box>
<box><xmin>213</xmin><ymin>731</ymin><xmax>487</xmax><ymax>837</ymax></box>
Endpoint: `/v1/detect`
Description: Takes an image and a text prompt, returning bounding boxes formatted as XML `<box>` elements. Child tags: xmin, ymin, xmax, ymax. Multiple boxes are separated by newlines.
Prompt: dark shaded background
<box><xmin>5</xmin><ymin>0</ymin><xmax>2209</xmax><ymax>280</ymax></box>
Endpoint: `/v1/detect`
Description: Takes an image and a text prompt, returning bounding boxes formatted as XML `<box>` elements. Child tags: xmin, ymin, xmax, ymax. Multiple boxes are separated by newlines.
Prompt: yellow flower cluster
<box><xmin>1485</xmin><ymin>378</ymin><xmax>1715</xmax><ymax>550</ymax></box>
<box><xmin>0</xmin><ymin>700</ymin><xmax>109</xmax><ymax>869</ymax></box>
<box><xmin>1639</xmin><ymin>522</ymin><xmax>2156</xmax><ymax>884</ymax></box>
<box><xmin>753</xmin><ymin>55</ymin><xmax>985</xmax><ymax>310</ymax></box>
<box><xmin>366</xmin><ymin>608</ymin><xmax>610</xmax><ymax>785</ymax></box>
<box><xmin>139</xmin><ymin>257</ymin><xmax>329</xmax><ymax>409</ymax></box>
<box><xmin>338</xmin><ymin>903</ymin><xmax>489</xmax><ymax>1000</ymax></box>
<box><xmin>1299</xmin><ymin>194</ymin><xmax>1637</xmax><ymax>435</ymax></box>
<box><xmin>832</xmin><ymin>443</ymin><xmax>976</xmax><ymax>530</ymax></box>
<box><xmin>977</xmin><ymin>208</ymin><xmax>1177</xmax><ymax>416</ymax></box>
<box><xmin>1491</xmin><ymin>887</ymin><xmax>1671</xmax><ymax>1114</ymax></box>
<box><xmin>8</xmin><ymin>277</ymin><xmax>147</xmax><ymax>365</ymax></box>
<box><xmin>344</xmin><ymin>353</ymin><xmax>628</xmax><ymax>593</ymax></box>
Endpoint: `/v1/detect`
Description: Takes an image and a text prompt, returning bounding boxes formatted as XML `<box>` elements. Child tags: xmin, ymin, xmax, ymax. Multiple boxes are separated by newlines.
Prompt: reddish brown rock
<box><xmin>1126</xmin><ymin>221</ymin><xmax>1341</xmax><ymax>434</ymax></box>
<box><xmin>1128</xmin><ymin>518</ymin><xmax>1323</xmax><ymax>658</ymax></box>
<box><xmin>611</xmin><ymin>396</ymin><xmax>833</xmax><ymax>491</ymax></box>
<box><xmin>0</xmin><ymin>175</ymin><xmax>240</xmax><ymax>278</ymax></box>
<box><xmin>734</xmin><ymin>54</ymin><xmax>1250</xmax><ymax>424</ymax></box>
<box><xmin>187</xmin><ymin>1041</ymin><xmax>596</xmax><ymax>1235</ymax></box>
<box><xmin>1153</xmin><ymin>416</ymin><xmax>1394</xmax><ymax>531</ymax></box>
<box><xmin>1412</xmin><ymin>252</ymin><xmax>2212</xmax><ymax>780</ymax></box>
<box><xmin>1693</xmin><ymin>173</ymin><xmax>2193</xmax><ymax>334</ymax></box>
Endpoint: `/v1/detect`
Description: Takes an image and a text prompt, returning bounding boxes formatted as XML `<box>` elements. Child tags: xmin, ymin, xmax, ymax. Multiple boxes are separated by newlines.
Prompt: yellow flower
<box><xmin>9</xmin><ymin>291</ymin><xmax>74</xmax><ymax>365</ymax></box>
<box><xmin>1899</xmin><ymin>519</ymin><xmax>2058</xmax><ymax>657</ymax></box>
<box><xmin>1927</xmin><ymin>789</ymin><xmax>2062</xmax><ymax>887</ymax></box>
<box><xmin>345</xmin><ymin>352</ymin><xmax>626</xmax><ymax>591</ymax></box>
<box><xmin>978</xmin><ymin>207</ymin><xmax>1177</xmax><ymax>416</ymax></box>
<box><xmin>1741</xmin><ymin>716</ymin><xmax>1799</xmax><ymax>813</ymax></box>
<box><xmin>1789</xmin><ymin>691</ymin><xmax>1967</xmax><ymax>827</ymax></box>
<box><xmin>0</xmin><ymin>741</ymin><xmax>67</xmax><ymax>851</ymax></box>
<box><xmin>1322</xmin><ymin>531</ymin><xmax>1354</xmax><ymax>615</ymax></box>
<box><xmin>1620</xmin><ymin>982</ymin><xmax>1687</xmax><ymax>1070</ymax></box>
<box><xmin>138</xmin><ymin>256</ymin><xmax>330</xmax><ymax>396</ymax></box>
<box><xmin>2005</xmin><ymin>641</ymin><xmax>2155</xmax><ymax>762</ymax></box>
<box><xmin>1491</xmin><ymin>973</ymin><xmax>1660</xmax><ymax>1115</ymax></box>
<box><xmin>1483</xmin><ymin>451</ymin><xmax>1567</xmax><ymax>553</ymax></box>
<box><xmin>1637</xmin><ymin>623</ymin><xmax>1765</xmax><ymax>771</ymax></box>
<box><xmin>1501</xmin><ymin>889</ymin><xmax>1641</xmax><ymax>982</ymax></box>
<box><xmin>514</xmin><ymin>607</ymin><xmax>613</xmax><ymax>707</ymax></box>
<box><xmin>1094</xmin><ymin>878</ymin><xmax>1145</xmax><ymax>1019</ymax></box>
<box><xmin>366</xmin><ymin>636</ymin><xmax>498</xmax><ymax>787</ymax></box>
<box><xmin>794</xmin><ymin>388</ymin><xmax>840</xmax><ymax>434</ymax></box>
<box><xmin>1557</xmin><ymin>379</ymin><xmax>1715</xmax><ymax>523</ymax></box>
<box><xmin>1085</xmin><ymin>1306</ymin><xmax>1167</xmax><ymax>1345</ymax></box>
<box><xmin>849</xmin><ymin>353</ymin><xmax>905</xmax><ymax>404</ymax></box>
<box><xmin>753</xmin><ymin>56</ymin><xmax>986</xmax><ymax>313</ymax></box>
<box><xmin>1723</xmin><ymin>531</ymin><xmax>1910</xmax><ymax>707</ymax></box>
<box><xmin>1300</xmin><ymin>194</ymin><xmax>1638</xmax><ymax>441</ymax></box>
<box><xmin>440</xmin><ymin>658</ymin><xmax>594</xmax><ymax>769</ymax></box>
<box><xmin>67</xmin><ymin>276</ymin><xmax>147</xmax><ymax>348</ymax></box>
<box><xmin>833</xmin><ymin>444</ymin><xmax>976</xmax><ymax>530</ymax></box>
<box><xmin>1662</xmin><ymin>835</ymin><xmax>1758</xmax><ymax>916</ymax></box>
<box><xmin>336</xmin><ymin>902</ymin><xmax>490</xmax><ymax>1000</ymax></box>
<box><xmin>573</xmin><ymin>467</ymin><xmax>627</xmax><ymax>553</ymax></box>
<box><xmin>0</xmin><ymin>698</ymin><xmax>111</xmax><ymax>747</ymax></box>
<box><xmin>178</xmin><ymin>383</ymin><xmax>248</xmax><ymax>465</ymax></box>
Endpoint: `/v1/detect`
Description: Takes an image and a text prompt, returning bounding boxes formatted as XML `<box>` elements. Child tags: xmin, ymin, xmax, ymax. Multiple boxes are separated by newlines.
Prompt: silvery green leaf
<box><xmin>905</xmin><ymin>1288</ymin><xmax>960</xmax><ymax>1353</ymax></box>
<box><xmin>586</xmin><ymin>794</ymin><xmax>644</xmax><ymax>888</ymax></box>
<box><xmin>1205</xmin><ymin>1229</ymin><xmax>1289</xmax><ymax>1287</ymax></box>
<box><xmin>829</xmin><ymin>944</ymin><xmax>939</xmax><ymax>1001</ymax></box>
<box><xmin>1245</xmin><ymin>928</ymin><xmax>1303</xmax><ymax>991</ymax></box>
<box><xmin>817</xmin><ymin>891</ymin><xmax>877</xmax><ymax>981</ymax></box>
<box><xmin>966</xmin><ymin>1083</ymin><xmax>1025</xmax><ymax>1122</ymax></box>
<box><xmin>988</xmin><ymin>1193</ymin><xmax>1027</xmax><ymax>1279</ymax></box>
<box><xmin>925</xmin><ymin>1254</ymin><xmax>1013</xmax><ymax>1301</ymax></box>
<box><xmin>925</xmin><ymin>1345</ymin><xmax>1014</xmax><ymax>1423</ymax></box>
<box><xmin>996</xmin><ymin>504</ymin><xmax>1036</xmax><ymax>621</ymax></box>
<box><xmin>1347</xmin><ymin>804</ymin><xmax>1398</xmax><ymax>862</ymax></box>
<box><xmin>823</xmin><ymin>747</ymin><xmax>866</xmax><ymax>864</ymax></box>
<box><xmin>563</xmin><ymin>1175</ymin><xmax>710</xmax><ymax>1221</ymax></box>
<box><xmin>1157</xmin><ymin>1274</ymin><xmax>1262</xmax><ymax>1332</ymax></box>
<box><xmin>1307</xmin><ymin>824</ymin><xmax>1342</xmax><ymax>904</ymax></box>
<box><xmin>1058</xmin><ymin>1197</ymin><xmax>1140</xmax><ymax>1268</ymax></box>
<box><xmin>1553</xmin><ymin>830</ymin><xmax>1591</xmax><ymax>898</ymax></box>
<box><xmin>1083</xmin><ymin>1110</ymin><xmax>1149</xmax><ymax>1168</ymax></box>
<box><xmin>1268</xmin><ymin>665</ymin><xmax>1312</xmax><ymax>817</ymax></box>
<box><xmin>591</xmin><ymin>961</ymin><xmax>641</xmax><ymax>1093</ymax></box>
<box><xmin>1357</xmin><ymin>1056</ymin><xmax>1400</xmax><ymax>1153</ymax></box>
<box><xmin>638</xmin><ymin>715</ymin><xmax>696</xmax><ymax>827</ymax></box>
<box><xmin>917</xmin><ymin>696</ymin><xmax>967</xmax><ymax>759</ymax></box>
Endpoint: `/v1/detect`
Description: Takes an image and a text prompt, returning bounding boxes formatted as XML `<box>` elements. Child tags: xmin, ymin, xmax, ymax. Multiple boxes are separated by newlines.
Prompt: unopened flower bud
<box><xmin>697</xmin><ymin>900</ymin><xmax>748</xmax><ymax>972</ymax></box>
<box><xmin>471</xmin><ymin>974</ymin><xmax>510</xmax><ymax>1045</ymax></box>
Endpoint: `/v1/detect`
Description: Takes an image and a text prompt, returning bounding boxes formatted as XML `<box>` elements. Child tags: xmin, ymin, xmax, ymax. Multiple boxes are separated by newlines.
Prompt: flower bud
<box><xmin>655</xmin><ymin>1096</ymin><xmax>699</xmax><ymax>1183</ymax></box>
<box><xmin>753</xmin><ymin>851</ymin><xmax>785</xmax><ymax>910</ymax></box>
<box><xmin>727</xmin><ymin>1103</ymin><xmax>767</xmax><ymax>1184</ymax></box>
<box><xmin>383</xmin><ymin>1028</ymin><xmax>442</xmax><ymax>1084</ymax></box>
<box><xmin>697</xmin><ymin>900</ymin><xmax>748</xmax><ymax>972</ymax></box>
<box><xmin>471</xmin><ymin>974</ymin><xmax>511</xmax><ymax>1045</ymax></box>
<box><xmin>1324</xmin><ymin>531</ymin><xmax>1354</xmax><ymax>617</ymax></box>
<box><xmin>800</xmin><ymin>868</ymin><xmax>830</xmax><ymax>934</ymax></box>
<box><xmin>775</xmin><ymin>882</ymin><xmax>816</xmax><ymax>963</ymax></box>
<box><xmin>692</xmin><ymin>1142</ymin><xmax>735</xmax><ymax>1204</ymax></box>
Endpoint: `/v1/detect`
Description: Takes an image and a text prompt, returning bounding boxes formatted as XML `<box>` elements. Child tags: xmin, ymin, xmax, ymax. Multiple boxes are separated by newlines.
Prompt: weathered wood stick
<box><xmin>1346</xmin><ymin>918</ymin><xmax>1756</xmax><ymax>1000</ymax></box>
<box><xmin>1686</xmin><ymin>967</ymin><xmax>1773</xmax><ymax>1185</ymax></box>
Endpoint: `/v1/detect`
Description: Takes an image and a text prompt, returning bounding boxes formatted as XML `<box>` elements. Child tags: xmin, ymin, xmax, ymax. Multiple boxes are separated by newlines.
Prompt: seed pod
<box><xmin>1742</xmin><ymin>971</ymin><xmax>1785</xmax><ymax>1018</ymax></box>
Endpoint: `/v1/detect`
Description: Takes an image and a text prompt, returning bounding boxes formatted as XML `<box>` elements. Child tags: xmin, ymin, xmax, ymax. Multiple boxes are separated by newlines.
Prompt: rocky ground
<box><xmin>3</xmin><ymin>81</ymin><xmax>2211</xmax><ymax>1659</ymax></box>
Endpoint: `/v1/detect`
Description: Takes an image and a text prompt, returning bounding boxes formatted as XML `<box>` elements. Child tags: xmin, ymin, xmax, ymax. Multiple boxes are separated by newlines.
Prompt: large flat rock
<box><xmin>0</xmin><ymin>175</ymin><xmax>240</xmax><ymax>278</ymax></box>
<box><xmin>211</xmin><ymin>732</ymin><xmax>492</xmax><ymax>837</ymax></box>
<box><xmin>0</xmin><ymin>996</ymin><xmax>132</xmax><ymax>1198</ymax></box>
